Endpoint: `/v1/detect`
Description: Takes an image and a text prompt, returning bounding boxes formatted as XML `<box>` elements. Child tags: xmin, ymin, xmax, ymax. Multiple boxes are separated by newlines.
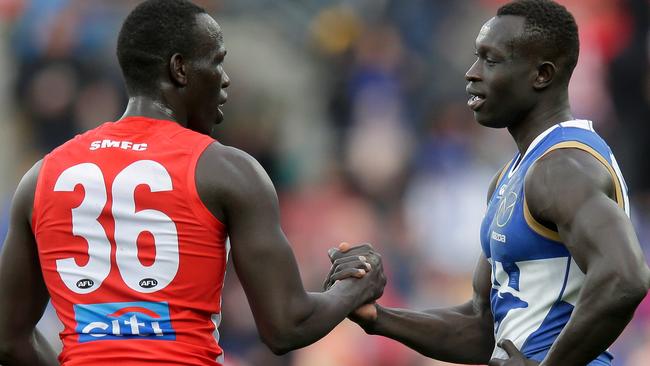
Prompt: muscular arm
<box><xmin>0</xmin><ymin>161</ymin><xmax>58</xmax><ymax>366</ymax></box>
<box><xmin>525</xmin><ymin>149</ymin><xmax>650</xmax><ymax>366</ymax></box>
<box><xmin>326</xmin><ymin>166</ymin><xmax>507</xmax><ymax>363</ymax></box>
<box><xmin>360</xmin><ymin>256</ymin><xmax>495</xmax><ymax>363</ymax></box>
<box><xmin>196</xmin><ymin>143</ymin><xmax>384</xmax><ymax>355</ymax></box>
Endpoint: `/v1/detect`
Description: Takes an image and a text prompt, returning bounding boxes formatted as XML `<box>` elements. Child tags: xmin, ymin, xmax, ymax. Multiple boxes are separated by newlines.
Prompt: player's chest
<box><xmin>480</xmin><ymin>174</ymin><xmax>530</xmax><ymax>261</ymax></box>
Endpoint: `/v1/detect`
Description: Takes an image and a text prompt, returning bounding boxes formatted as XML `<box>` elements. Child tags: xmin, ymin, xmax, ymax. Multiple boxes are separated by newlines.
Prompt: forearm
<box><xmin>268</xmin><ymin>279</ymin><xmax>366</xmax><ymax>354</ymax></box>
<box><xmin>0</xmin><ymin>330</ymin><xmax>58</xmax><ymax>366</ymax></box>
<box><xmin>541</xmin><ymin>271</ymin><xmax>648</xmax><ymax>366</ymax></box>
<box><xmin>365</xmin><ymin>303</ymin><xmax>494</xmax><ymax>363</ymax></box>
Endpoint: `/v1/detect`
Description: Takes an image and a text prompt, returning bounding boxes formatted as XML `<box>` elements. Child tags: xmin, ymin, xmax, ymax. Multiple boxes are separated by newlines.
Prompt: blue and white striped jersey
<box><xmin>480</xmin><ymin>120</ymin><xmax>628</xmax><ymax>365</ymax></box>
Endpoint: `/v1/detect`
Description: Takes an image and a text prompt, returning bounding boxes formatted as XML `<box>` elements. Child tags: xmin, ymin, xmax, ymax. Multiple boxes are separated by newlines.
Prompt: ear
<box><xmin>169</xmin><ymin>53</ymin><xmax>188</xmax><ymax>87</ymax></box>
<box><xmin>533</xmin><ymin>61</ymin><xmax>556</xmax><ymax>90</ymax></box>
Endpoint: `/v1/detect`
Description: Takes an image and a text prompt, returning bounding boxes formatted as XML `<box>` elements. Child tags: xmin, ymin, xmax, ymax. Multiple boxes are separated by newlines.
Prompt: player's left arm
<box><xmin>0</xmin><ymin>161</ymin><xmax>58</xmax><ymax>366</ymax></box>
<box><xmin>525</xmin><ymin>148</ymin><xmax>650</xmax><ymax>366</ymax></box>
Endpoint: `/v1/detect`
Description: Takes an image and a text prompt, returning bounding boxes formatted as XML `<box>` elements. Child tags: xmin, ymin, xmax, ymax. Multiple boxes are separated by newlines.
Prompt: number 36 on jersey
<box><xmin>53</xmin><ymin>160</ymin><xmax>179</xmax><ymax>294</ymax></box>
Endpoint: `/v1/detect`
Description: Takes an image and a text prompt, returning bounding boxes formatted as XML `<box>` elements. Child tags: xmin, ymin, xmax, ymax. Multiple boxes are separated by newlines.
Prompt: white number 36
<box><xmin>53</xmin><ymin>160</ymin><xmax>179</xmax><ymax>294</ymax></box>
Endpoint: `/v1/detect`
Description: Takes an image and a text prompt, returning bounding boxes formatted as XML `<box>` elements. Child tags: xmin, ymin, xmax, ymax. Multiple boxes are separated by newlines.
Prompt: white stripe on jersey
<box><xmin>490</xmin><ymin>257</ymin><xmax>574</xmax><ymax>360</ymax></box>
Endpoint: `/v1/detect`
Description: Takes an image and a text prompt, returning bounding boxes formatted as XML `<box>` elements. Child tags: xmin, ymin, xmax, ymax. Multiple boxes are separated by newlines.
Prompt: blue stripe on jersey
<box><xmin>521</xmin><ymin>300</ymin><xmax>573</xmax><ymax>355</ymax></box>
<box><xmin>528</xmin><ymin>347</ymin><xmax>613</xmax><ymax>365</ymax></box>
<box><xmin>481</xmin><ymin>120</ymin><xmax>626</xmax><ymax>364</ymax></box>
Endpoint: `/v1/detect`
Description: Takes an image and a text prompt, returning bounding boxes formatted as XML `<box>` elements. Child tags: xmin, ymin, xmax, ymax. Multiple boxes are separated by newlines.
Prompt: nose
<box><xmin>465</xmin><ymin>59</ymin><xmax>481</xmax><ymax>82</ymax></box>
<box><xmin>222</xmin><ymin>70</ymin><xmax>231</xmax><ymax>89</ymax></box>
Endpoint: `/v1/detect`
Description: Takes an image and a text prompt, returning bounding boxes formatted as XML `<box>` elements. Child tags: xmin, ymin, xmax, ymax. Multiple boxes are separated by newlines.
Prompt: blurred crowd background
<box><xmin>0</xmin><ymin>0</ymin><xmax>648</xmax><ymax>365</ymax></box>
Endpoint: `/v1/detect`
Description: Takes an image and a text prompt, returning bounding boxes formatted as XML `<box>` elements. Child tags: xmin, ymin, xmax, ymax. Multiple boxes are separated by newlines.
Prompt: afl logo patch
<box><xmin>496</xmin><ymin>191</ymin><xmax>518</xmax><ymax>227</ymax></box>
<box><xmin>76</xmin><ymin>279</ymin><xmax>94</xmax><ymax>289</ymax></box>
<box><xmin>139</xmin><ymin>278</ymin><xmax>158</xmax><ymax>289</ymax></box>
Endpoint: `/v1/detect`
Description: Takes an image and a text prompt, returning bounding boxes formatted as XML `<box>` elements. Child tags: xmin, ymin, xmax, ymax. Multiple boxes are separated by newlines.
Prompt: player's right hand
<box><xmin>323</xmin><ymin>242</ymin><xmax>370</xmax><ymax>290</ymax></box>
<box><xmin>324</xmin><ymin>242</ymin><xmax>382</xmax><ymax>289</ymax></box>
<box><xmin>324</xmin><ymin>242</ymin><xmax>386</xmax><ymax>322</ymax></box>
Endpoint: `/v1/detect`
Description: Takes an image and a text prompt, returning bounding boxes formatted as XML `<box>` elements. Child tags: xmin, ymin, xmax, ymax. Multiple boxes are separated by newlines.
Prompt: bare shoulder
<box><xmin>195</xmin><ymin>142</ymin><xmax>277</xmax><ymax>222</ymax></box>
<box><xmin>197</xmin><ymin>142</ymin><xmax>273</xmax><ymax>193</ymax></box>
<box><xmin>13</xmin><ymin>160</ymin><xmax>43</xmax><ymax>224</ymax></box>
<box><xmin>525</xmin><ymin>148</ymin><xmax>615</xmax><ymax>222</ymax></box>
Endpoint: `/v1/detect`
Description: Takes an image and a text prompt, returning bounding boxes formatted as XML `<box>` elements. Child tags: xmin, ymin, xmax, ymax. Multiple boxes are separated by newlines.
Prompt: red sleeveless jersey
<box><xmin>32</xmin><ymin>117</ymin><xmax>228</xmax><ymax>365</ymax></box>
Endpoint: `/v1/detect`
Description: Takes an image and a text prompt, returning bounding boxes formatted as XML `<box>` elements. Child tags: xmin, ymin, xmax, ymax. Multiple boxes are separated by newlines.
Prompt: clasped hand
<box><xmin>323</xmin><ymin>242</ymin><xmax>386</xmax><ymax>323</ymax></box>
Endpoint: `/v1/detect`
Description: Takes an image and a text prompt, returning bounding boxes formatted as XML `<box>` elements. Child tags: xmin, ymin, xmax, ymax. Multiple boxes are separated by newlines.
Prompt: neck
<box><xmin>508</xmin><ymin>91</ymin><xmax>573</xmax><ymax>155</ymax></box>
<box><xmin>120</xmin><ymin>95</ymin><xmax>186</xmax><ymax>126</ymax></box>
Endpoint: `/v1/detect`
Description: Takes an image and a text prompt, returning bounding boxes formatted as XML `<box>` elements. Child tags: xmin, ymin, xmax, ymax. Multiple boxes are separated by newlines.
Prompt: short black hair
<box><xmin>117</xmin><ymin>0</ymin><xmax>207</xmax><ymax>96</ymax></box>
<box><xmin>497</xmin><ymin>0</ymin><xmax>579</xmax><ymax>82</ymax></box>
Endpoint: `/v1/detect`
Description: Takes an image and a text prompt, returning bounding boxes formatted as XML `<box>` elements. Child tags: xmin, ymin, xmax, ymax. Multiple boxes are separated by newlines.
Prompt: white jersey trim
<box><xmin>507</xmin><ymin>119</ymin><xmax>593</xmax><ymax>179</ymax></box>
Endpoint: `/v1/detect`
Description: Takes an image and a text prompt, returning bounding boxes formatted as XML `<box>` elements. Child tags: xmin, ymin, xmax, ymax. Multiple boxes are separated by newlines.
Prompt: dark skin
<box><xmin>0</xmin><ymin>13</ymin><xmax>386</xmax><ymax>364</ymax></box>
<box><xmin>0</xmin><ymin>161</ymin><xmax>58</xmax><ymax>366</ymax></box>
<box><xmin>326</xmin><ymin>176</ymin><xmax>500</xmax><ymax>364</ymax></box>
<box><xmin>328</xmin><ymin>15</ymin><xmax>650</xmax><ymax>366</ymax></box>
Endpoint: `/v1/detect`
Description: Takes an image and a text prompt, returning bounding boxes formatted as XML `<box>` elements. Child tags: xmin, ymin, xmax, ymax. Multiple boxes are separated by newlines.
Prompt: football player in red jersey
<box><xmin>0</xmin><ymin>1</ymin><xmax>384</xmax><ymax>365</ymax></box>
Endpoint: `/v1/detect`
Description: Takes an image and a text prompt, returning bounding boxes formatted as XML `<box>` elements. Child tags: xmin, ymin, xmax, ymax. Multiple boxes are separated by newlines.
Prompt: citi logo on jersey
<box><xmin>74</xmin><ymin>301</ymin><xmax>175</xmax><ymax>342</ymax></box>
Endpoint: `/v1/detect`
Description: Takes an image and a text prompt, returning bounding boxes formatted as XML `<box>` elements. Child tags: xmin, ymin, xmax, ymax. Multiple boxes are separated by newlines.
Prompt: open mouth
<box><xmin>467</xmin><ymin>93</ymin><xmax>486</xmax><ymax>111</ymax></box>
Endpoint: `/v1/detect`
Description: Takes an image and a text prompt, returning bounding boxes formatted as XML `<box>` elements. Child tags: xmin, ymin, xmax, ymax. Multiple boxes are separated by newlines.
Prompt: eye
<box><xmin>474</xmin><ymin>51</ymin><xmax>497</xmax><ymax>66</ymax></box>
